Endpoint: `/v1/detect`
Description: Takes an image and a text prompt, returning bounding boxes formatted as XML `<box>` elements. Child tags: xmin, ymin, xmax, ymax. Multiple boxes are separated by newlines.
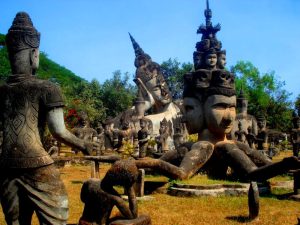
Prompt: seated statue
<box><xmin>256</xmin><ymin>115</ymin><xmax>269</xmax><ymax>151</ymax></box>
<box><xmin>103</xmin><ymin>117</ymin><xmax>114</xmax><ymax>151</ymax></box>
<box><xmin>0</xmin><ymin>12</ymin><xmax>98</xmax><ymax>225</ymax></box>
<box><xmin>79</xmin><ymin>159</ymin><xmax>151</xmax><ymax>225</ymax></box>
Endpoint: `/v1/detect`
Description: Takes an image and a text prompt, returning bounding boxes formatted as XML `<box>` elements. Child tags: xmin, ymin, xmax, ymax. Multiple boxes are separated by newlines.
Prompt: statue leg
<box><xmin>135</xmin><ymin>141</ymin><xmax>214</xmax><ymax>180</ymax></box>
<box><xmin>249</xmin><ymin>157</ymin><xmax>300</xmax><ymax>181</ymax></box>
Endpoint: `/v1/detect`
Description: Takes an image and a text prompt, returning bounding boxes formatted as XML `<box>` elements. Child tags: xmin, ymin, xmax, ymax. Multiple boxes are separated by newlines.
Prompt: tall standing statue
<box><xmin>291</xmin><ymin>112</ymin><xmax>300</xmax><ymax>157</ymax></box>
<box><xmin>0</xmin><ymin>12</ymin><xmax>97</xmax><ymax>224</ymax></box>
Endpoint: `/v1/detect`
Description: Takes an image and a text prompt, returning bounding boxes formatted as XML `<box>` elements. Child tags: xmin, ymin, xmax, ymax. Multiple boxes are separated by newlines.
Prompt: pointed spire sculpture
<box><xmin>129</xmin><ymin>33</ymin><xmax>145</xmax><ymax>57</ymax></box>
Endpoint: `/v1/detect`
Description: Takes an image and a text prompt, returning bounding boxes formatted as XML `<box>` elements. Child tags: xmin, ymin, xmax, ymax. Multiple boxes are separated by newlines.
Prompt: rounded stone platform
<box><xmin>168</xmin><ymin>183</ymin><xmax>250</xmax><ymax>197</ymax></box>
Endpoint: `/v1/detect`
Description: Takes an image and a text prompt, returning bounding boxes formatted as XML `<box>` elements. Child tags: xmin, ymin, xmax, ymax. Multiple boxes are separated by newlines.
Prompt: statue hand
<box><xmin>83</xmin><ymin>141</ymin><xmax>99</xmax><ymax>155</ymax></box>
<box><xmin>136</xmin><ymin>78</ymin><xmax>155</xmax><ymax>107</ymax></box>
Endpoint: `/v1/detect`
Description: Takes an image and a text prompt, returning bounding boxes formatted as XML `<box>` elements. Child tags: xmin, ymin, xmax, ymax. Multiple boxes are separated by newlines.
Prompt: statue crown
<box><xmin>6</xmin><ymin>12</ymin><xmax>40</xmax><ymax>53</ymax></box>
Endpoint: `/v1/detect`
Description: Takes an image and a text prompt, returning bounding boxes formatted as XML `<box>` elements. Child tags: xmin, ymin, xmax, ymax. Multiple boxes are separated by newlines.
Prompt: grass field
<box><xmin>0</xmin><ymin>150</ymin><xmax>299</xmax><ymax>225</ymax></box>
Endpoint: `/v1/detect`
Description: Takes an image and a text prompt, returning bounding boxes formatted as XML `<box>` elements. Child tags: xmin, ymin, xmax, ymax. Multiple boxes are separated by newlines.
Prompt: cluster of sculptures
<box><xmin>0</xmin><ymin>1</ymin><xmax>299</xmax><ymax>224</ymax></box>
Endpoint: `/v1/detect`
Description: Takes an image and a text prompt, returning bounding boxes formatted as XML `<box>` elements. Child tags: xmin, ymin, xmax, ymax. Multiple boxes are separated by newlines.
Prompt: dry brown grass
<box><xmin>0</xmin><ymin>150</ymin><xmax>299</xmax><ymax>224</ymax></box>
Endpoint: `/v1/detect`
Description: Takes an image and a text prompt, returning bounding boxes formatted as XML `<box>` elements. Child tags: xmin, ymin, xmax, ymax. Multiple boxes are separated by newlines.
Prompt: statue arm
<box><xmin>47</xmin><ymin>107</ymin><xmax>95</xmax><ymax>155</ymax></box>
<box><xmin>136</xmin><ymin>77</ymin><xmax>155</xmax><ymax>111</ymax></box>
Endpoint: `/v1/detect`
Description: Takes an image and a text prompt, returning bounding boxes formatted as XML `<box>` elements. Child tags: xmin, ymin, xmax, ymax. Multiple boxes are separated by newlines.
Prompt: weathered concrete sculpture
<box><xmin>113</xmin><ymin>116</ymin><xmax>138</xmax><ymax>155</ymax></box>
<box><xmin>129</xmin><ymin>33</ymin><xmax>183</xmax><ymax>137</ymax></box>
<box><xmin>103</xmin><ymin>117</ymin><xmax>115</xmax><ymax>151</ymax></box>
<box><xmin>0</xmin><ymin>12</ymin><xmax>98</xmax><ymax>224</ymax></box>
<box><xmin>79</xmin><ymin>159</ymin><xmax>151</xmax><ymax>225</ymax></box>
<box><xmin>291</xmin><ymin>112</ymin><xmax>300</xmax><ymax>157</ymax></box>
<box><xmin>138</xmin><ymin>118</ymin><xmax>149</xmax><ymax>158</ymax></box>
<box><xmin>72</xmin><ymin>111</ymin><xmax>98</xmax><ymax>154</ymax></box>
<box><xmin>256</xmin><ymin>115</ymin><xmax>269</xmax><ymax>152</ymax></box>
<box><xmin>134</xmin><ymin>0</ymin><xmax>300</xmax><ymax>183</ymax></box>
<box><xmin>155</xmin><ymin>118</ymin><xmax>174</xmax><ymax>154</ymax></box>
<box><xmin>230</xmin><ymin>89</ymin><xmax>258</xmax><ymax>146</ymax></box>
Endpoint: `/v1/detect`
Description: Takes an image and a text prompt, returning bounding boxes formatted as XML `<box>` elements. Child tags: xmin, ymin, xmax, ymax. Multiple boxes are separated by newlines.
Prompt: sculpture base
<box><xmin>109</xmin><ymin>215</ymin><xmax>151</xmax><ymax>225</ymax></box>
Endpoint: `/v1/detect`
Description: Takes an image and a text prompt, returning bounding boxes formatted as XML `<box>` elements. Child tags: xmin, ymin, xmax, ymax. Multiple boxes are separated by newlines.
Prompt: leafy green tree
<box><xmin>160</xmin><ymin>58</ymin><xmax>193</xmax><ymax>99</ymax></box>
<box><xmin>231</xmin><ymin>61</ymin><xmax>293</xmax><ymax>131</ymax></box>
<box><xmin>101</xmin><ymin>70</ymin><xmax>136</xmax><ymax>118</ymax></box>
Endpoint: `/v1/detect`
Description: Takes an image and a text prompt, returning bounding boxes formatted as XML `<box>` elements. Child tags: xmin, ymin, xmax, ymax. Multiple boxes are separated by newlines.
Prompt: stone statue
<box><xmin>133</xmin><ymin>1</ymin><xmax>300</xmax><ymax>183</ymax></box>
<box><xmin>291</xmin><ymin>112</ymin><xmax>300</xmax><ymax>157</ymax></box>
<box><xmin>72</xmin><ymin>111</ymin><xmax>98</xmax><ymax>154</ymax></box>
<box><xmin>234</xmin><ymin>120</ymin><xmax>248</xmax><ymax>143</ymax></box>
<box><xmin>256</xmin><ymin>115</ymin><xmax>269</xmax><ymax>151</ymax></box>
<box><xmin>79</xmin><ymin>159</ymin><xmax>151</xmax><ymax>225</ymax></box>
<box><xmin>155</xmin><ymin>118</ymin><xmax>174</xmax><ymax>153</ymax></box>
<box><xmin>137</xmin><ymin>118</ymin><xmax>149</xmax><ymax>158</ymax></box>
<box><xmin>129</xmin><ymin>33</ymin><xmax>183</xmax><ymax>137</ymax></box>
<box><xmin>230</xmin><ymin>89</ymin><xmax>258</xmax><ymax>146</ymax></box>
<box><xmin>0</xmin><ymin>12</ymin><xmax>98</xmax><ymax>224</ymax></box>
<box><xmin>103</xmin><ymin>117</ymin><xmax>114</xmax><ymax>151</ymax></box>
<box><xmin>113</xmin><ymin>116</ymin><xmax>138</xmax><ymax>155</ymax></box>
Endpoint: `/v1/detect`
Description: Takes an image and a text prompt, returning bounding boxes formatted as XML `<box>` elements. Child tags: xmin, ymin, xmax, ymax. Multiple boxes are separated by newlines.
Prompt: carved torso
<box><xmin>0</xmin><ymin>75</ymin><xmax>64</xmax><ymax>168</ymax></box>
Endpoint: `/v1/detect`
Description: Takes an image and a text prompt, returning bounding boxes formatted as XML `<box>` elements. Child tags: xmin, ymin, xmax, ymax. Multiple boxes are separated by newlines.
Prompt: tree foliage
<box><xmin>231</xmin><ymin>61</ymin><xmax>293</xmax><ymax>131</ymax></box>
<box><xmin>160</xmin><ymin>58</ymin><xmax>193</xmax><ymax>99</ymax></box>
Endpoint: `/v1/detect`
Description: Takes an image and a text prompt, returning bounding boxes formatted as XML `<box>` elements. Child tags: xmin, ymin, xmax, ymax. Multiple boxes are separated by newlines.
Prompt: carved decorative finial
<box><xmin>129</xmin><ymin>33</ymin><xmax>145</xmax><ymax>57</ymax></box>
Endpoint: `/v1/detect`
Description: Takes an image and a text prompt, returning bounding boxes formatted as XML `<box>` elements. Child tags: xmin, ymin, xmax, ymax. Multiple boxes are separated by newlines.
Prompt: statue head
<box><xmin>257</xmin><ymin>115</ymin><xmax>266</xmax><ymax>130</ymax></box>
<box><xmin>204</xmin><ymin>48</ymin><xmax>217</xmax><ymax>69</ymax></box>
<box><xmin>217</xmin><ymin>50</ymin><xmax>226</xmax><ymax>69</ymax></box>
<box><xmin>183</xmin><ymin>69</ymin><xmax>236</xmax><ymax>136</ymax></box>
<box><xmin>78</xmin><ymin>111</ymin><xmax>90</xmax><ymax>128</ymax></box>
<box><xmin>159</xmin><ymin>118</ymin><xmax>169</xmax><ymax>134</ymax></box>
<box><xmin>6</xmin><ymin>12</ymin><xmax>40</xmax><ymax>75</ymax></box>
<box><xmin>139</xmin><ymin>118</ymin><xmax>147</xmax><ymax>129</ymax></box>
<box><xmin>130</xmin><ymin>34</ymin><xmax>172</xmax><ymax>107</ymax></box>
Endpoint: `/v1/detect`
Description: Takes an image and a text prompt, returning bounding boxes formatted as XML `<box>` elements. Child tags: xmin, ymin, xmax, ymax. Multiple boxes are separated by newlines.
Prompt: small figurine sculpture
<box><xmin>291</xmin><ymin>112</ymin><xmax>300</xmax><ymax>157</ymax></box>
<box><xmin>95</xmin><ymin>122</ymin><xmax>105</xmax><ymax>156</ymax></box>
<box><xmin>72</xmin><ymin>111</ymin><xmax>98</xmax><ymax>154</ymax></box>
<box><xmin>0</xmin><ymin>12</ymin><xmax>97</xmax><ymax>224</ymax></box>
<box><xmin>155</xmin><ymin>118</ymin><xmax>174</xmax><ymax>153</ymax></box>
<box><xmin>48</xmin><ymin>138</ymin><xmax>60</xmax><ymax>157</ymax></box>
<box><xmin>234</xmin><ymin>121</ymin><xmax>248</xmax><ymax>143</ymax></box>
<box><xmin>256</xmin><ymin>115</ymin><xmax>269</xmax><ymax>152</ymax></box>
<box><xmin>103</xmin><ymin>117</ymin><xmax>114</xmax><ymax>151</ymax></box>
<box><xmin>113</xmin><ymin>116</ymin><xmax>138</xmax><ymax>155</ymax></box>
<box><xmin>137</xmin><ymin>118</ymin><xmax>149</xmax><ymax>158</ymax></box>
<box><xmin>79</xmin><ymin>159</ymin><xmax>151</xmax><ymax>225</ymax></box>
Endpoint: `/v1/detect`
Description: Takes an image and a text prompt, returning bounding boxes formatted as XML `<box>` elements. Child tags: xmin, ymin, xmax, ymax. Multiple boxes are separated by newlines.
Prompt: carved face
<box><xmin>257</xmin><ymin>119</ymin><xmax>266</xmax><ymax>130</ymax></box>
<box><xmin>140</xmin><ymin>120</ymin><xmax>146</xmax><ymax>129</ymax></box>
<box><xmin>205</xmin><ymin>53</ymin><xmax>217</xmax><ymax>69</ymax></box>
<box><xmin>182</xmin><ymin>97</ymin><xmax>204</xmax><ymax>134</ymax></box>
<box><xmin>204</xmin><ymin>95</ymin><xmax>236</xmax><ymax>135</ymax></box>
<box><xmin>145</xmin><ymin>76</ymin><xmax>171</xmax><ymax>105</ymax></box>
<box><xmin>217</xmin><ymin>53</ymin><xmax>226</xmax><ymax>69</ymax></box>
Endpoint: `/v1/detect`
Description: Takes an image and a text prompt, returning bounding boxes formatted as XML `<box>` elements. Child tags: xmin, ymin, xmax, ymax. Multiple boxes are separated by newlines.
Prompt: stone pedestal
<box><xmin>109</xmin><ymin>215</ymin><xmax>151</xmax><ymax>225</ymax></box>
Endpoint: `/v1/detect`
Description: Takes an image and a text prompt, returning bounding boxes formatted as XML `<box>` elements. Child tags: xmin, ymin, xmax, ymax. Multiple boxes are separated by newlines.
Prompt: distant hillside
<box><xmin>0</xmin><ymin>33</ymin><xmax>85</xmax><ymax>87</ymax></box>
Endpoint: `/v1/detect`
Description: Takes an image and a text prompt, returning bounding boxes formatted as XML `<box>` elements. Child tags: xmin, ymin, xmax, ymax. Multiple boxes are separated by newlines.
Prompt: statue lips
<box><xmin>220</xmin><ymin>118</ymin><xmax>234</xmax><ymax>132</ymax></box>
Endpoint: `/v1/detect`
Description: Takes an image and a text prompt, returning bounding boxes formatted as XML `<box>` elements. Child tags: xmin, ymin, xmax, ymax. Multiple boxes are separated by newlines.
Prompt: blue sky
<box><xmin>1</xmin><ymin>0</ymin><xmax>300</xmax><ymax>100</ymax></box>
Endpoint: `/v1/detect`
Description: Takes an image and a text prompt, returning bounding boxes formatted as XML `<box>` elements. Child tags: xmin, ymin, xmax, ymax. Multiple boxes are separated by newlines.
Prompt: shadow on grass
<box><xmin>226</xmin><ymin>215</ymin><xmax>253</xmax><ymax>223</ymax></box>
<box><xmin>71</xmin><ymin>180</ymin><xmax>84</xmax><ymax>184</ymax></box>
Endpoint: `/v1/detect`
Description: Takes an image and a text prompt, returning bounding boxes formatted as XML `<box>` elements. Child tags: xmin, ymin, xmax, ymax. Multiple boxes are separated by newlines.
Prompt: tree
<box><xmin>101</xmin><ymin>70</ymin><xmax>137</xmax><ymax>118</ymax></box>
<box><xmin>160</xmin><ymin>58</ymin><xmax>193</xmax><ymax>99</ymax></box>
<box><xmin>295</xmin><ymin>94</ymin><xmax>300</xmax><ymax>116</ymax></box>
<box><xmin>231</xmin><ymin>61</ymin><xmax>293</xmax><ymax>131</ymax></box>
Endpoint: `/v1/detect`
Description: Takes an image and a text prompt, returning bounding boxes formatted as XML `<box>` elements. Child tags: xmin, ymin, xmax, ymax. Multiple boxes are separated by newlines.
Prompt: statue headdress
<box><xmin>6</xmin><ymin>12</ymin><xmax>40</xmax><ymax>54</ymax></box>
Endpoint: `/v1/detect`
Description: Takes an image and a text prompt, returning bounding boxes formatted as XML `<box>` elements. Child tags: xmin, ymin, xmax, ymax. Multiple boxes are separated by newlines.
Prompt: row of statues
<box><xmin>0</xmin><ymin>1</ymin><xmax>300</xmax><ymax>224</ymax></box>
